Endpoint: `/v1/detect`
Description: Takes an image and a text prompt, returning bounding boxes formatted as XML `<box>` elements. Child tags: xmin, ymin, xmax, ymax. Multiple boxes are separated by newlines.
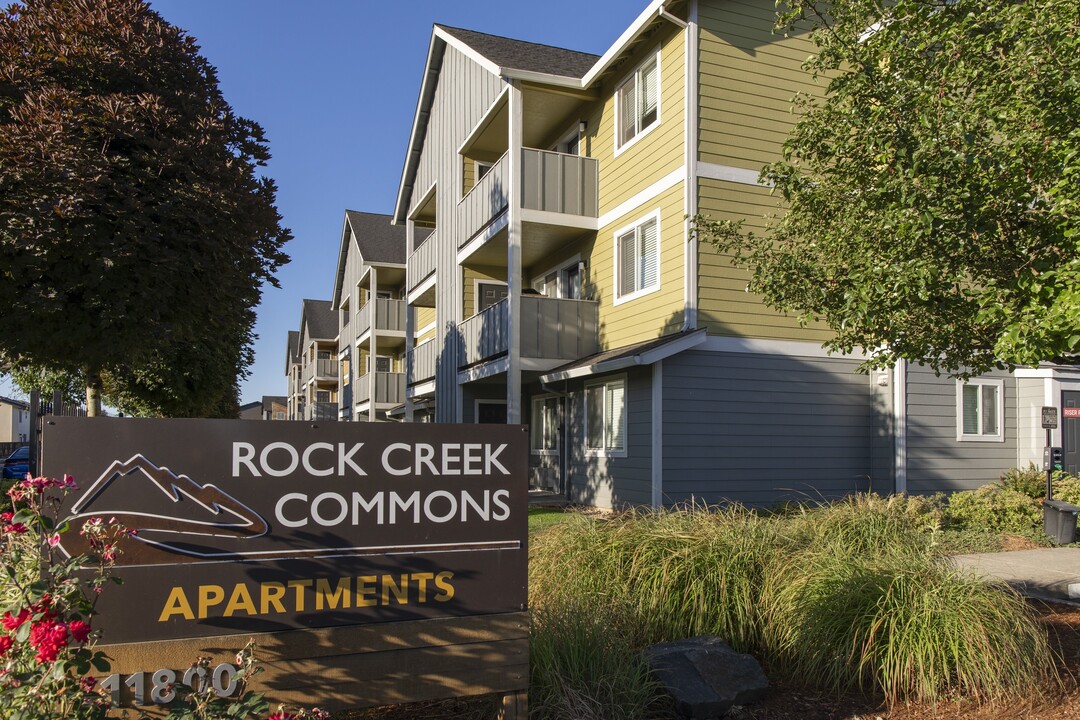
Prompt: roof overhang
<box><xmin>540</xmin><ymin>328</ymin><xmax>706</xmax><ymax>383</ymax></box>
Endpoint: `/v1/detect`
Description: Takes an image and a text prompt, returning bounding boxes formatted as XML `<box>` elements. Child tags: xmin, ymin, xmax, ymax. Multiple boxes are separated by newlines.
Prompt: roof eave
<box><xmin>540</xmin><ymin>328</ymin><xmax>706</xmax><ymax>383</ymax></box>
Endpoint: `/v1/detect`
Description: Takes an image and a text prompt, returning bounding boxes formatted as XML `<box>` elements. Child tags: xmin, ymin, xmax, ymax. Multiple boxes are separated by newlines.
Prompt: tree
<box><xmin>0</xmin><ymin>0</ymin><xmax>290</xmax><ymax>416</ymax></box>
<box><xmin>693</xmin><ymin>0</ymin><xmax>1079</xmax><ymax>376</ymax></box>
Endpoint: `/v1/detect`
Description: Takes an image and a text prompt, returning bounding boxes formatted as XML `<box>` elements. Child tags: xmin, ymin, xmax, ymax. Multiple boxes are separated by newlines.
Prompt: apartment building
<box><xmin>332</xmin><ymin>211</ymin><xmax>409</xmax><ymax>422</ymax></box>
<box><xmin>380</xmin><ymin>0</ymin><xmax>1072</xmax><ymax>508</ymax></box>
<box><xmin>292</xmin><ymin>299</ymin><xmax>339</xmax><ymax>421</ymax></box>
<box><xmin>278</xmin><ymin>0</ymin><xmax>1073</xmax><ymax>508</ymax></box>
<box><xmin>0</xmin><ymin>396</ymin><xmax>30</xmax><ymax>443</ymax></box>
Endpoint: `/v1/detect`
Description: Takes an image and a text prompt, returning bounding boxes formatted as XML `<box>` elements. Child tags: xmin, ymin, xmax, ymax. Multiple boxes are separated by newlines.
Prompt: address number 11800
<box><xmin>100</xmin><ymin>663</ymin><xmax>240</xmax><ymax>706</ymax></box>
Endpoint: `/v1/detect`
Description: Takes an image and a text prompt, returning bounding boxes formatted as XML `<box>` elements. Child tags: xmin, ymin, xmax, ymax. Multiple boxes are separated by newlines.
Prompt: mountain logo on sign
<box><xmin>59</xmin><ymin>454</ymin><xmax>268</xmax><ymax>566</ymax></box>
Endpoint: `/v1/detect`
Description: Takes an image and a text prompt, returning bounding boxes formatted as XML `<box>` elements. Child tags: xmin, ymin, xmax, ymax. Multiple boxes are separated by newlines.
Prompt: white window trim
<box><xmin>552</xmin><ymin>124</ymin><xmax>581</xmax><ymax>155</ymax></box>
<box><xmin>584</xmin><ymin>375</ymin><xmax>628</xmax><ymax>458</ymax></box>
<box><xmin>612</xmin><ymin>210</ymin><xmax>662</xmax><ymax>306</ymax></box>
<box><xmin>956</xmin><ymin>378</ymin><xmax>1005</xmax><ymax>442</ymax></box>
<box><xmin>613</xmin><ymin>46</ymin><xmax>662</xmax><ymax>157</ymax></box>
<box><xmin>530</xmin><ymin>394</ymin><xmax>560</xmax><ymax>456</ymax></box>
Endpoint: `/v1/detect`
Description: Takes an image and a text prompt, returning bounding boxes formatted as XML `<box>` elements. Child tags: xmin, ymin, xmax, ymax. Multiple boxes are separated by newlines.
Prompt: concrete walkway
<box><xmin>952</xmin><ymin>548</ymin><xmax>1080</xmax><ymax>604</ymax></box>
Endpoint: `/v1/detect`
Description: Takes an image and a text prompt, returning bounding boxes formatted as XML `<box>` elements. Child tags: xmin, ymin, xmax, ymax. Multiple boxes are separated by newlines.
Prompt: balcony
<box><xmin>458</xmin><ymin>149</ymin><xmax>599</xmax><ymax>269</ymax></box>
<box><xmin>355</xmin><ymin>372</ymin><xmax>406</xmax><ymax>407</ymax></box>
<box><xmin>308</xmin><ymin>402</ymin><xmax>338</xmax><ymax>421</ymax></box>
<box><xmin>458</xmin><ymin>295</ymin><xmax>598</xmax><ymax>370</ymax></box>
<box><xmin>301</xmin><ymin>358</ymin><xmax>338</xmax><ymax>384</ymax></box>
<box><xmin>407</xmin><ymin>230</ymin><xmax>437</xmax><ymax>306</ymax></box>
<box><xmin>408</xmin><ymin>339</ymin><xmax>437</xmax><ymax>386</ymax></box>
<box><xmin>356</xmin><ymin>298</ymin><xmax>407</xmax><ymax>339</ymax></box>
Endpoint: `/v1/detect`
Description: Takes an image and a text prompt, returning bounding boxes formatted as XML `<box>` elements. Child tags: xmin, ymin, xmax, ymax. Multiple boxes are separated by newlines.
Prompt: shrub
<box><xmin>530</xmin><ymin>605</ymin><xmax>667</xmax><ymax>720</ymax></box>
<box><xmin>944</xmin><ymin>484</ymin><xmax>1042</xmax><ymax>535</ymax></box>
<box><xmin>1052</xmin><ymin>473</ymin><xmax>1080</xmax><ymax>505</ymax></box>
<box><xmin>999</xmin><ymin>463</ymin><xmax>1047</xmax><ymax>498</ymax></box>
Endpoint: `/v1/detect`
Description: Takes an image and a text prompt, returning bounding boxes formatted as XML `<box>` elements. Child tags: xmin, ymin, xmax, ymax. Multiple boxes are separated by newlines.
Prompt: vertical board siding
<box><xmin>904</xmin><ymin>366</ymin><xmax>1018</xmax><ymax>494</ymax></box>
<box><xmin>697</xmin><ymin>177</ymin><xmax>833</xmax><ymax>341</ymax></box>
<box><xmin>404</xmin><ymin>45</ymin><xmax>505</xmax><ymax>421</ymax></box>
<box><xmin>661</xmin><ymin>350</ymin><xmax>879</xmax><ymax>506</ymax></box>
<box><xmin>565</xmin><ymin>367</ymin><xmax>654</xmax><ymax>509</ymax></box>
<box><xmin>698</xmin><ymin>0</ymin><xmax>824</xmax><ymax>169</ymax></box>
<box><xmin>1016</xmin><ymin>377</ymin><xmax>1046</xmax><ymax>467</ymax></box>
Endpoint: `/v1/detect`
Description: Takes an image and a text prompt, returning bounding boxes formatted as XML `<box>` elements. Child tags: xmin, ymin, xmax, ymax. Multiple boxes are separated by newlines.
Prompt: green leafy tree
<box><xmin>0</xmin><ymin>0</ymin><xmax>290</xmax><ymax>416</ymax></box>
<box><xmin>693</xmin><ymin>0</ymin><xmax>1079</xmax><ymax>376</ymax></box>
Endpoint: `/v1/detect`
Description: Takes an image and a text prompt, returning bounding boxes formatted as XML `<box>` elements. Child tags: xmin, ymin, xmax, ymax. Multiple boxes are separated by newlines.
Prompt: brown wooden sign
<box><xmin>40</xmin><ymin>417</ymin><xmax>529</xmax><ymax>713</ymax></box>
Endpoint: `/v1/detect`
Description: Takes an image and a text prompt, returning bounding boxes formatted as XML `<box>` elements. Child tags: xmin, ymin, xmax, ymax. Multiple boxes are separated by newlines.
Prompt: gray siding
<box><xmin>661</xmin><ymin>350</ymin><xmax>879</xmax><ymax>506</ymax></box>
<box><xmin>406</xmin><ymin>44</ymin><xmax>505</xmax><ymax>422</ymax></box>
<box><xmin>563</xmin><ymin>367</ymin><xmax>653</xmax><ymax>509</ymax></box>
<box><xmin>905</xmin><ymin>366</ymin><xmax>1018</xmax><ymax>494</ymax></box>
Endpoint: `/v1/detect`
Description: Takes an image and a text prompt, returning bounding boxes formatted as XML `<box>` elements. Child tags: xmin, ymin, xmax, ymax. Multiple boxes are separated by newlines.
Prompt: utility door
<box><xmin>1062</xmin><ymin>391</ymin><xmax>1080</xmax><ymax>475</ymax></box>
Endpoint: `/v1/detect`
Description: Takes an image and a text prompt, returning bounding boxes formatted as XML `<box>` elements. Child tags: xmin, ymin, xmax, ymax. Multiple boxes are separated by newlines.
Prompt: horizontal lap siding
<box><xmin>566</xmin><ymin>367</ymin><xmax>653</xmax><ymax>509</ymax></box>
<box><xmin>698</xmin><ymin>0</ymin><xmax>824</xmax><ymax>169</ymax></box>
<box><xmin>905</xmin><ymin>366</ymin><xmax>1018</xmax><ymax>494</ymax></box>
<box><xmin>662</xmin><ymin>350</ymin><xmax>882</xmax><ymax>506</ymax></box>
<box><xmin>697</xmin><ymin>178</ymin><xmax>832</xmax><ymax>342</ymax></box>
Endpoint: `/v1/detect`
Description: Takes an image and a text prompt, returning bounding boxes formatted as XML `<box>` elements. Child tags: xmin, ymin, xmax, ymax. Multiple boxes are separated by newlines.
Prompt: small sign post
<box><xmin>1043</xmin><ymin>406</ymin><xmax>1059</xmax><ymax>500</ymax></box>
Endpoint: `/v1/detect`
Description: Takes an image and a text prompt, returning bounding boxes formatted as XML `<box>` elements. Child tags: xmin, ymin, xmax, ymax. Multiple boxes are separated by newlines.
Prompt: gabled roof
<box><xmin>540</xmin><ymin>328</ymin><xmax>706</xmax><ymax>383</ymax></box>
<box><xmin>436</xmin><ymin>25</ymin><xmax>599</xmax><ymax>79</ymax></box>
<box><xmin>332</xmin><ymin>211</ymin><xmax>407</xmax><ymax>308</ymax></box>
<box><xmin>395</xmin><ymin>0</ymin><xmax>682</xmax><ymax>223</ymax></box>
<box><xmin>285</xmin><ymin>330</ymin><xmax>300</xmax><ymax>373</ymax></box>
<box><xmin>262</xmin><ymin>396</ymin><xmax>286</xmax><ymax>413</ymax></box>
<box><xmin>300</xmin><ymin>299</ymin><xmax>336</xmax><ymax>342</ymax></box>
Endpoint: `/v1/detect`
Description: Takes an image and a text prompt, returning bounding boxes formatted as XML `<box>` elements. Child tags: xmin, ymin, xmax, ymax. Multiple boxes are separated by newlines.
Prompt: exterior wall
<box><xmin>462</xmin><ymin>384</ymin><xmax>507</xmax><ymax>424</ymax></box>
<box><xmin>584</xmin><ymin>24</ymin><xmax>685</xmax><ymax>217</ymax></box>
<box><xmin>661</xmin><ymin>348</ymin><xmax>879</xmax><ymax>506</ymax></box>
<box><xmin>408</xmin><ymin>43</ymin><xmax>506</xmax><ymax>422</ymax></box>
<box><xmin>698</xmin><ymin>0</ymin><xmax>823</xmax><ymax>169</ymax></box>
<box><xmin>462</xmin><ymin>265</ymin><xmax>507</xmax><ymax>319</ymax></box>
<box><xmin>904</xmin><ymin>366</ymin><xmax>1018</xmax><ymax>494</ymax></box>
<box><xmin>564</xmin><ymin>366</ymin><xmax>654</xmax><ymax>509</ymax></box>
<box><xmin>1016</xmin><ymin>376</ymin><xmax>1047</xmax><ymax>467</ymax></box>
<box><xmin>0</xmin><ymin>403</ymin><xmax>30</xmax><ymax>443</ymax></box>
<box><xmin>415</xmin><ymin>306</ymin><xmax>437</xmax><ymax>345</ymax></box>
<box><xmin>697</xmin><ymin>178</ymin><xmax>832</xmax><ymax>341</ymax></box>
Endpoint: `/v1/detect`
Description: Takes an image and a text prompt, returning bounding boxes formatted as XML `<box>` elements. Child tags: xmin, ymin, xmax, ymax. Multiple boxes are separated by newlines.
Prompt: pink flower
<box><xmin>268</xmin><ymin>713</ymin><xmax>297</xmax><ymax>720</ymax></box>
<box><xmin>68</xmin><ymin>619</ymin><xmax>92</xmax><ymax>643</ymax></box>
<box><xmin>80</xmin><ymin>675</ymin><xmax>96</xmax><ymax>692</ymax></box>
<box><xmin>47</xmin><ymin>533</ymin><xmax>60</xmax><ymax>547</ymax></box>
<box><xmin>0</xmin><ymin>635</ymin><xmax>12</xmax><ymax>656</ymax></box>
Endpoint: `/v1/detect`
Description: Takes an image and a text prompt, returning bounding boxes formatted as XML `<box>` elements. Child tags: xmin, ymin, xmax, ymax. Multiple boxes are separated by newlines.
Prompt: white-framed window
<box><xmin>615</xmin><ymin>48</ymin><xmax>660</xmax><ymax>153</ymax></box>
<box><xmin>614</xmin><ymin>212</ymin><xmax>660</xmax><ymax>303</ymax></box>
<box><xmin>274</xmin><ymin>411</ymin><xmax>285</xmax><ymax>420</ymax></box>
<box><xmin>533</xmin><ymin>255</ymin><xmax>583</xmax><ymax>300</ymax></box>
<box><xmin>956</xmin><ymin>378</ymin><xmax>1004</xmax><ymax>442</ymax></box>
<box><xmin>531</xmin><ymin>395</ymin><xmax>560</xmax><ymax>454</ymax></box>
<box><xmin>585</xmin><ymin>377</ymin><xmax>627</xmax><ymax>457</ymax></box>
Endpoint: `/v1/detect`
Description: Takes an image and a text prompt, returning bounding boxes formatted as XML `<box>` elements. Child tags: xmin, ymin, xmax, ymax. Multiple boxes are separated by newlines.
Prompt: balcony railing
<box><xmin>356</xmin><ymin>298</ymin><xmax>406</xmax><ymax>337</ymax></box>
<box><xmin>407</xmin><ymin>230</ymin><xmax>437</xmax><ymax>291</ymax></box>
<box><xmin>521</xmin><ymin>148</ymin><xmax>599</xmax><ymax>217</ymax></box>
<box><xmin>308</xmin><ymin>402</ymin><xmax>338</xmax><ymax>421</ymax></box>
<box><xmin>459</xmin><ymin>295</ymin><xmax>599</xmax><ymax>368</ymax></box>
<box><xmin>408</xmin><ymin>339</ymin><xmax>437</xmax><ymax>386</ymax></box>
<box><xmin>355</xmin><ymin>372</ymin><xmax>406</xmax><ymax>406</ymax></box>
<box><xmin>301</xmin><ymin>358</ymin><xmax>338</xmax><ymax>384</ymax></box>
<box><xmin>459</xmin><ymin>151</ymin><xmax>509</xmax><ymax>250</ymax></box>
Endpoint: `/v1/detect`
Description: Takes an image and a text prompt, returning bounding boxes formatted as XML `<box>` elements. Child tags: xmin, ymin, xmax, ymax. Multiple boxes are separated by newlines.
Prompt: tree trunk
<box><xmin>85</xmin><ymin>369</ymin><xmax>102</xmax><ymax>417</ymax></box>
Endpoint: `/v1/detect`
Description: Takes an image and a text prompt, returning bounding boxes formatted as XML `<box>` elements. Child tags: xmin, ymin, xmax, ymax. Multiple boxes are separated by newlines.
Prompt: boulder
<box><xmin>644</xmin><ymin>636</ymin><xmax>769</xmax><ymax>719</ymax></box>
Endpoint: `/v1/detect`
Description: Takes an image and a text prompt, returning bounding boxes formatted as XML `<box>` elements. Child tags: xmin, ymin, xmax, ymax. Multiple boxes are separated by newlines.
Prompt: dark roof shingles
<box><xmin>437</xmin><ymin>25</ymin><xmax>599</xmax><ymax>79</ymax></box>
<box><xmin>302</xmin><ymin>299</ymin><xmax>337</xmax><ymax>340</ymax></box>
<box><xmin>345</xmin><ymin>210</ymin><xmax>406</xmax><ymax>265</ymax></box>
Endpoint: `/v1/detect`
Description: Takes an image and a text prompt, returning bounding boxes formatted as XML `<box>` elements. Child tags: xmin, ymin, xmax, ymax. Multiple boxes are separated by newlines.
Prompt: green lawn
<box><xmin>528</xmin><ymin>505</ymin><xmax>568</xmax><ymax>534</ymax></box>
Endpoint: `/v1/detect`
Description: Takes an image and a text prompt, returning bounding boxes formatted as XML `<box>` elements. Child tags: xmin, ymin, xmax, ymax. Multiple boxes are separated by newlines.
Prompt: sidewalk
<box><xmin>952</xmin><ymin>547</ymin><xmax>1080</xmax><ymax>605</ymax></box>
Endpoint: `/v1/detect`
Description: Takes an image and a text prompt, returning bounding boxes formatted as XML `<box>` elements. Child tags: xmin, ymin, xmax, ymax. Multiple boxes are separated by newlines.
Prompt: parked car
<box><xmin>1</xmin><ymin>446</ymin><xmax>30</xmax><ymax>480</ymax></box>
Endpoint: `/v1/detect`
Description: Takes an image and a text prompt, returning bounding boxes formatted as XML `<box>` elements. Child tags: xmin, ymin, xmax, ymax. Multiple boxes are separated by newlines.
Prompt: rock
<box><xmin>644</xmin><ymin>636</ymin><xmax>769</xmax><ymax>719</ymax></box>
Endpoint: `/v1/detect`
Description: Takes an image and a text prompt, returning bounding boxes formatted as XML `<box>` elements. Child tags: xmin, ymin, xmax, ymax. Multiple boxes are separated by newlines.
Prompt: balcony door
<box><xmin>477</xmin><ymin>282</ymin><xmax>508</xmax><ymax>313</ymax></box>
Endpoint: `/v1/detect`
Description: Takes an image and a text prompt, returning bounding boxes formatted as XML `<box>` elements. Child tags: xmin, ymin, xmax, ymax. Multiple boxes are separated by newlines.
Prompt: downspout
<box><xmin>678</xmin><ymin>1</ymin><xmax>699</xmax><ymax>331</ymax></box>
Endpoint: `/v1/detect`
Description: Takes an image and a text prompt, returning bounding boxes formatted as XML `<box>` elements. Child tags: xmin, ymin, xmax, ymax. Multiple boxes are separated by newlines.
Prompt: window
<box><xmin>531</xmin><ymin>396</ymin><xmax>560</xmax><ymax>454</ymax></box>
<box><xmin>615</xmin><ymin>214</ymin><xmax>660</xmax><ymax>302</ymax></box>
<box><xmin>956</xmin><ymin>378</ymin><xmax>1004</xmax><ymax>442</ymax></box>
<box><xmin>476</xmin><ymin>161</ymin><xmax>493</xmax><ymax>180</ymax></box>
<box><xmin>373</xmin><ymin>356</ymin><xmax>391</xmax><ymax>373</ymax></box>
<box><xmin>274</xmin><ymin>412</ymin><xmax>285</xmax><ymax>420</ymax></box>
<box><xmin>615</xmin><ymin>50</ymin><xmax>659</xmax><ymax>151</ymax></box>
<box><xmin>534</xmin><ymin>257</ymin><xmax>584</xmax><ymax>300</ymax></box>
<box><xmin>316</xmin><ymin>390</ymin><xmax>331</xmax><ymax>403</ymax></box>
<box><xmin>585</xmin><ymin>378</ymin><xmax>626</xmax><ymax>456</ymax></box>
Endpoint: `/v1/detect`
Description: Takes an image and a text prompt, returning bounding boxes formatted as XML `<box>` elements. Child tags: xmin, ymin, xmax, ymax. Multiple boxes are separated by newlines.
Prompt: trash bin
<box><xmin>1043</xmin><ymin>499</ymin><xmax>1080</xmax><ymax>544</ymax></box>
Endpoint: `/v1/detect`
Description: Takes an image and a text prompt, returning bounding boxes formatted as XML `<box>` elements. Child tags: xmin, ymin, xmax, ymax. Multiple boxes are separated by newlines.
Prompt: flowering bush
<box><xmin>0</xmin><ymin>474</ymin><xmax>123</xmax><ymax>719</ymax></box>
<box><xmin>0</xmin><ymin>474</ymin><xmax>334</xmax><ymax>720</ymax></box>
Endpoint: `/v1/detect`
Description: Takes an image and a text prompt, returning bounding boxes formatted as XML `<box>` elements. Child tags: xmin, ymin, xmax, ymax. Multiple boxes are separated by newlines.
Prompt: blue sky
<box><xmin>138</xmin><ymin>0</ymin><xmax>650</xmax><ymax>408</ymax></box>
